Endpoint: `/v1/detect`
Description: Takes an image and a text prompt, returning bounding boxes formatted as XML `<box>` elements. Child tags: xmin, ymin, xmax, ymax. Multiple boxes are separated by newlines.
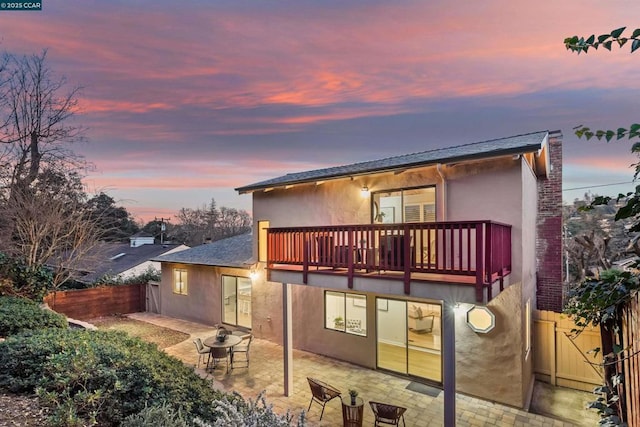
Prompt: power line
<box><xmin>563</xmin><ymin>181</ymin><xmax>635</xmax><ymax>192</ymax></box>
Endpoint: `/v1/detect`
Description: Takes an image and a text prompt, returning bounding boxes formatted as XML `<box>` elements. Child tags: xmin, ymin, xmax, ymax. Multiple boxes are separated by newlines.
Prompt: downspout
<box><xmin>436</xmin><ymin>163</ymin><xmax>447</xmax><ymax>221</ymax></box>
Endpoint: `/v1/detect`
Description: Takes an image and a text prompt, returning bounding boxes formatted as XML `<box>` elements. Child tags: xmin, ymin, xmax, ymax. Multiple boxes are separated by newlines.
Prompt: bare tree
<box><xmin>0</xmin><ymin>50</ymin><xmax>85</xmax><ymax>200</ymax></box>
<box><xmin>172</xmin><ymin>198</ymin><xmax>252</xmax><ymax>246</ymax></box>
<box><xmin>0</xmin><ymin>50</ymin><xmax>96</xmax><ymax>290</ymax></box>
<box><xmin>0</xmin><ymin>185</ymin><xmax>103</xmax><ymax>289</ymax></box>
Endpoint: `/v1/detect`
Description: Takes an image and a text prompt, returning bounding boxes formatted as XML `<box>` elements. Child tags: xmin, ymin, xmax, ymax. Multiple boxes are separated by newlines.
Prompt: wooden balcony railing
<box><xmin>267</xmin><ymin>221</ymin><xmax>511</xmax><ymax>302</ymax></box>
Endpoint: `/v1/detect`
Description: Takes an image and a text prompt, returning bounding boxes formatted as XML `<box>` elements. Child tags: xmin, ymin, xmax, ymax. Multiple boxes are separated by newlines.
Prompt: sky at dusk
<box><xmin>1</xmin><ymin>1</ymin><xmax>638</xmax><ymax>223</ymax></box>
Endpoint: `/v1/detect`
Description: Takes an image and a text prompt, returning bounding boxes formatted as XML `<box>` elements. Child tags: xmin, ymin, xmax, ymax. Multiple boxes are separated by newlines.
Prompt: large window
<box><xmin>373</xmin><ymin>186</ymin><xmax>436</xmax><ymax>224</ymax></box>
<box><xmin>173</xmin><ymin>269</ymin><xmax>188</xmax><ymax>295</ymax></box>
<box><xmin>222</xmin><ymin>275</ymin><xmax>252</xmax><ymax>328</ymax></box>
<box><xmin>325</xmin><ymin>291</ymin><xmax>367</xmax><ymax>336</ymax></box>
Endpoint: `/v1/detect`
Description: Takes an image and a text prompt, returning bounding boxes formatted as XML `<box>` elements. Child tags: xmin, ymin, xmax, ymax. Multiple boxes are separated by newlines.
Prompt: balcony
<box><xmin>267</xmin><ymin>221</ymin><xmax>511</xmax><ymax>302</ymax></box>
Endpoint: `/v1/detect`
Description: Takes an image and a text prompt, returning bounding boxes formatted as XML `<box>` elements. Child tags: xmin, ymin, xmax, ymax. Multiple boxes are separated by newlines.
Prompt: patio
<box><xmin>128</xmin><ymin>312</ymin><xmax>593</xmax><ymax>426</ymax></box>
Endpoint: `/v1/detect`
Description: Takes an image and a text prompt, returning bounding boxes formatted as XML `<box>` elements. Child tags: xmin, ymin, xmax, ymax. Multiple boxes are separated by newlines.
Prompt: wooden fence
<box><xmin>622</xmin><ymin>293</ymin><xmax>640</xmax><ymax>426</ymax></box>
<box><xmin>44</xmin><ymin>283</ymin><xmax>146</xmax><ymax>320</ymax></box>
<box><xmin>534</xmin><ymin>310</ymin><xmax>603</xmax><ymax>392</ymax></box>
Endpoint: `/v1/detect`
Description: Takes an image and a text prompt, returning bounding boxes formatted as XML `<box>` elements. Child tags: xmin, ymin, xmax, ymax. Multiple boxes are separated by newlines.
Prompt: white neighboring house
<box><xmin>75</xmin><ymin>234</ymin><xmax>189</xmax><ymax>284</ymax></box>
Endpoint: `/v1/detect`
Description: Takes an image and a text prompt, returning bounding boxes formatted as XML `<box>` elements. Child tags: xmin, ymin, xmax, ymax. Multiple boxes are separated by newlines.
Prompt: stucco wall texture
<box><xmin>246</xmin><ymin>154</ymin><xmax>542</xmax><ymax>408</ymax></box>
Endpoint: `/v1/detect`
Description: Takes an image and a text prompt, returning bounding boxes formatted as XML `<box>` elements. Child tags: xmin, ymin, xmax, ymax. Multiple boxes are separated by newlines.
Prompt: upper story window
<box><xmin>372</xmin><ymin>186</ymin><xmax>436</xmax><ymax>224</ymax></box>
<box><xmin>173</xmin><ymin>268</ymin><xmax>188</xmax><ymax>295</ymax></box>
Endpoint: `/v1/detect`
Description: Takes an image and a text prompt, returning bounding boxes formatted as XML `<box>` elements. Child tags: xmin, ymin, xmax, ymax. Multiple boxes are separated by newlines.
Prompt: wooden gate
<box><xmin>534</xmin><ymin>310</ymin><xmax>603</xmax><ymax>392</ymax></box>
<box><xmin>147</xmin><ymin>281</ymin><xmax>161</xmax><ymax>313</ymax></box>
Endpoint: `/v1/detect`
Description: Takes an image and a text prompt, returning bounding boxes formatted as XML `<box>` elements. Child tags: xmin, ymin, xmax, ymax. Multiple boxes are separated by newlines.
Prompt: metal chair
<box><xmin>307</xmin><ymin>377</ymin><xmax>341</xmax><ymax>420</ymax></box>
<box><xmin>231</xmin><ymin>334</ymin><xmax>252</xmax><ymax>369</ymax></box>
<box><xmin>369</xmin><ymin>401</ymin><xmax>407</xmax><ymax>426</ymax></box>
<box><xmin>193</xmin><ymin>338</ymin><xmax>211</xmax><ymax>369</ymax></box>
<box><xmin>210</xmin><ymin>346</ymin><xmax>230</xmax><ymax>372</ymax></box>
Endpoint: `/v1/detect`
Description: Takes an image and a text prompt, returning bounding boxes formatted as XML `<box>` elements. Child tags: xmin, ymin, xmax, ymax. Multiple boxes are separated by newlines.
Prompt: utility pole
<box><xmin>154</xmin><ymin>217</ymin><xmax>168</xmax><ymax>244</ymax></box>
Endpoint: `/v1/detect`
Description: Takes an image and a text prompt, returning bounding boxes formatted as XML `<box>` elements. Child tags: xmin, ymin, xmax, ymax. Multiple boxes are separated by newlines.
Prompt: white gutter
<box><xmin>436</xmin><ymin>163</ymin><xmax>447</xmax><ymax>221</ymax></box>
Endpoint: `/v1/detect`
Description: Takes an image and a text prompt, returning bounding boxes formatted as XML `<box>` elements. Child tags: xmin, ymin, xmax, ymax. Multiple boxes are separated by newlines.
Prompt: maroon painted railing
<box><xmin>267</xmin><ymin>221</ymin><xmax>511</xmax><ymax>302</ymax></box>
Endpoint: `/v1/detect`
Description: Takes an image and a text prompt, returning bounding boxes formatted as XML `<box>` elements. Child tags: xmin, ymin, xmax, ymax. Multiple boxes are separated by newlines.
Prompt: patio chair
<box><xmin>210</xmin><ymin>346</ymin><xmax>230</xmax><ymax>371</ymax></box>
<box><xmin>193</xmin><ymin>338</ymin><xmax>211</xmax><ymax>369</ymax></box>
<box><xmin>369</xmin><ymin>401</ymin><xmax>407</xmax><ymax>426</ymax></box>
<box><xmin>307</xmin><ymin>377</ymin><xmax>341</xmax><ymax>420</ymax></box>
<box><xmin>231</xmin><ymin>334</ymin><xmax>252</xmax><ymax>369</ymax></box>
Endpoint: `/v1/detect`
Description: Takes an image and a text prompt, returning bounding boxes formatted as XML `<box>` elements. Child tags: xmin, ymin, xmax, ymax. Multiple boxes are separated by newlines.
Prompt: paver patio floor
<box><xmin>128</xmin><ymin>312</ymin><xmax>591</xmax><ymax>427</ymax></box>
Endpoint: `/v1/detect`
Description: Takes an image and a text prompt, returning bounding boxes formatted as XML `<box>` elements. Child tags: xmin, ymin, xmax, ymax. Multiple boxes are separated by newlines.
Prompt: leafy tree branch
<box><xmin>574</xmin><ymin>124</ymin><xmax>640</xmax><ymax>142</ymax></box>
<box><xmin>565</xmin><ymin>27</ymin><xmax>640</xmax><ymax>53</ymax></box>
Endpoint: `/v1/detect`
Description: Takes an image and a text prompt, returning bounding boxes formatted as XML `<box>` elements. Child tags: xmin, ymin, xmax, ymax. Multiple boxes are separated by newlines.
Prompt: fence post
<box><xmin>549</xmin><ymin>320</ymin><xmax>557</xmax><ymax>385</ymax></box>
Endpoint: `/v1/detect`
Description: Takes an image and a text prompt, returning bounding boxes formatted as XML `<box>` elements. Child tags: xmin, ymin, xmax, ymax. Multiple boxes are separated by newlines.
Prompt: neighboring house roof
<box><xmin>236</xmin><ymin>130</ymin><xmax>550</xmax><ymax>193</ymax></box>
<box><xmin>76</xmin><ymin>242</ymin><xmax>186</xmax><ymax>283</ymax></box>
<box><xmin>154</xmin><ymin>233</ymin><xmax>254</xmax><ymax>268</ymax></box>
<box><xmin>131</xmin><ymin>231</ymin><xmax>154</xmax><ymax>238</ymax></box>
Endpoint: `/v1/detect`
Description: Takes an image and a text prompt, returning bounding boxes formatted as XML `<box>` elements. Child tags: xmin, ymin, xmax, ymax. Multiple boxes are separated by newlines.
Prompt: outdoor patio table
<box><xmin>341</xmin><ymin>396</ymin><xmax>364</xmax><ymax>427</ymax></box>
<box><xmin>232</xmin><ymin>330</ymin><xmax>251</xmax><ymax>339</ymax></box>
<box><xmin>203</xmin><ymin>334</ymin><xmax>242</xmax><ymax>372</ymax></box>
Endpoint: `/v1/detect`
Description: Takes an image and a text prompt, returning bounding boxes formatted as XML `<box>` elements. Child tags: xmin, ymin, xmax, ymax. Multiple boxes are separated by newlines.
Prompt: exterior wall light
<box><xmin>361</xmin><ymin>186</ymin><xmax>370</xmax><ymax>196</ymax></box>
<box><xmin>465</xmin><ymin>305</ymin><xmax>496</xmax><ymax>333</ymax></box>
<box><xmin>249</xmin><ymin>269</ymin><xmax>259</xmax><ymax>281</ymax></box>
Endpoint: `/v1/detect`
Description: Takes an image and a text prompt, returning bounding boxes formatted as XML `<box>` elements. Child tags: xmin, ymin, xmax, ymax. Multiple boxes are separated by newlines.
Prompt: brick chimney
<box><xmin>536</xmin><ymin>130</ymin><xmax>563</xmax><ymax>312</ymax></box>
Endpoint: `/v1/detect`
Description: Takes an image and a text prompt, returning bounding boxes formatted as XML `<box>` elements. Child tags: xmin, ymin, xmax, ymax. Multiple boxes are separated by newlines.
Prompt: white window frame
<box><xmin>221</xmin><ymin>275</ymin><xmax>252</xmax><ymax>329</ymax></box>
<box><xmin>324</xmin><ymin>291</ymin><xmax>367</xmax><ymax>336</ymax></box>
<box><xmin>173</xmin><ymin>268</ymin><xmax>188</xmax><ymax>295</ymax></box>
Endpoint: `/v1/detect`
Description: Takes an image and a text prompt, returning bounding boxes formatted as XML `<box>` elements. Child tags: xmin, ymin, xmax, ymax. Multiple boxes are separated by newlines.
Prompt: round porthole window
<box><xmin>465</xmin><ymin>305</ymin><xmax>495</xmax><ymax>333</ymax></box>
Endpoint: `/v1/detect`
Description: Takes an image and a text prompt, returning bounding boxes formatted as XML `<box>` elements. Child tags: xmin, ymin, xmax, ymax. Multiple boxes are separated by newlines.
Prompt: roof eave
<box><xmin>235</xmin><ymin>142</ymin><xmax>545</xmax><ymax>194</ymax></box>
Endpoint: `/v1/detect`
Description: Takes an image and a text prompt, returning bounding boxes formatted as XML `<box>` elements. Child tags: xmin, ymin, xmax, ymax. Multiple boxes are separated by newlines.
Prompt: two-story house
<box><xmin>235</xmin><ymin>130</ymin><xmax>562</xmax><ymax>410</ymax></box>
<box><xmin>157</xmin><ymin>130</ymin><xmax>562</xmax><ymax>411</ymax></box>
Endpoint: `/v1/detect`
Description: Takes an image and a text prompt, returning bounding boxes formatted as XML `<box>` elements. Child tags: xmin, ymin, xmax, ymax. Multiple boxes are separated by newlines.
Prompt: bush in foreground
<box><xmin>0</xmin><ymin>253</ymin><xmax>52</xmax><ymax>301</ymax></box>
<box><xmin>195</xmin><ymin>392</ymin><xmax>305</xmax><ymax>427</ymax></box>
<box><xmin>121</xmin><ymin>404</ymin><xmax>188</xmax><ymax>427</ymax></box>
<box><xmin>0</xmin><ymin>296</ymin><xmax>67</xmax><ymax>337</ymax></box>
<box><xmin>0</xmin><ymin>328</ymin><xmax>305</xmax><ymax>426</ymax></box>
<box><xmin>0</xmin><ymin>328</ymin><xmax>221</xmax><ymax>425</ymax></box>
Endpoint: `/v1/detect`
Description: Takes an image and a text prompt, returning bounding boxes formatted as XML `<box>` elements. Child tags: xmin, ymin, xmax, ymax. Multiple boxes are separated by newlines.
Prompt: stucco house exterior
<box><xmin>154</xmin><ymin>233</ymin><xmax>254</xmax><ymax>327</ymax></box>
<box><xmin>156</xmin><ymin>130</ymin><xmax>563</xmax><ymax>412</ymax></box>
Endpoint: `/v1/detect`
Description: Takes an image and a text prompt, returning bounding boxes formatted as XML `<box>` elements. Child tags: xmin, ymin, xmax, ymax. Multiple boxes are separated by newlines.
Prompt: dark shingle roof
<box><xmin>154</xmin><ymin>233</ymin><xmax>254</xmax><ymax>268</ymax></box>
<box><xmin>235</xmin><ymin>131</ymin><xmax>549</xmax><ymax>193</ymax></box>
<box><xmin>77</xmin><ymin>242</ymin><xmax>186</xmax><ymax>283</ymax></box>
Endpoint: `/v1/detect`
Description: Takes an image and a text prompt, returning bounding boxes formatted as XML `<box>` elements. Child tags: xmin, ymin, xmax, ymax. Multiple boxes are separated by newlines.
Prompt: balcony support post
<box><xmin>442</xmin><ymin>300</ymin><xmax>456</xmax><ymax>426</ymax></box>
<box><xmin>475</xmin><ymin>223</ymin><xmax>484</xmax><ymax>303</ymax></box>
<box><xmin>282</xmin><ymin>282</ymin><xmax>293</xmax><ymax>397</ymax></box>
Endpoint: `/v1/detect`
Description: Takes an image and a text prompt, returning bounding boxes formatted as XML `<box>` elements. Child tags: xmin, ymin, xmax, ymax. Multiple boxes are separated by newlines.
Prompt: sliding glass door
<box><xmin>376</xmin><ymin>299</ymin><xmax>408</xmax><ymax>374</ymax></box>
<box><xmin>222</xmin><ymin>276</ymin><xmax>252</xmax><ymax>329</ymax></box>
<box><xmin>376</xmin><ymin>298</ymin><xmax>442</xmax><ymax>383</ymax></box>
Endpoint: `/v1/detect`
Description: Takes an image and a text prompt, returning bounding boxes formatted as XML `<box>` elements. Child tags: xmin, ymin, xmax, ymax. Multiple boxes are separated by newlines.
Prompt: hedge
<box><xmin>0</xmin><ymin>328</ymin><xmax>223</xmax><ymax>426</ymax></box>
<box><xmin>0</xmin><ymin>296</ymin><xmax>67</xmax><ymax>337</ymax></box>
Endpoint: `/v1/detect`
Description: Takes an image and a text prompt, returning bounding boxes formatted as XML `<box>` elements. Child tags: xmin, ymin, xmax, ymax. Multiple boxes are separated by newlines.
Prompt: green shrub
<box><xmin>0</xmin><ymin>328</ymin><xmax>224</xmax><ymax>426</ymax></box>
<box><xmin>193</xmin><ymin>392</ymin><xmax>306</xmax><ymax>427</ymax></box>
<box><xmin>0</xmin><ymin>253</ymin><xmax>53</xmax><ymax>301</ymax></box>
<box><xmin>121</xmin><ymin>405</ymin><xmax>188</xmax><ymax>427</ymax></box>
<box><xmin>92</xmin><ymin>266</ymin><xmax>160</xmax><ymax>287</ymax></box>
<box><xmin>0</xmin><ymin>296</ymin><xmax>67</xmax><ymax>336</ymax></box>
